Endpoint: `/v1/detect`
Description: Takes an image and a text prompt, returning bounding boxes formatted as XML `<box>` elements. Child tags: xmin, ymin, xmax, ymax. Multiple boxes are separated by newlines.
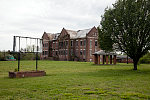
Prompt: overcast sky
<box><xmin>0</xmin><ymin>0</ymin><xmax>116</xmax><ymax>51</ymax></box>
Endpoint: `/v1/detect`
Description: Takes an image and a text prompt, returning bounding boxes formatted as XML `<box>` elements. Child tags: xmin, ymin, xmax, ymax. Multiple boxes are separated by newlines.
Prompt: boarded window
<box><xmin>90</xmin><ymin>40</ymin><xmax>92</xmax><ymax>48</ymax></box>
<box><xmin>90</xmin><ymin>50</ymin><xmax>92</xmax><ymax>56</ymax></box>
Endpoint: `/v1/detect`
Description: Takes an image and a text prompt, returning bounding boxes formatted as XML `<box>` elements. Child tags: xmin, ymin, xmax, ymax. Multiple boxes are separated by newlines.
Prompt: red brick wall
<box><xmin>42</xmin><ymin>27</ymin><xmax>101</xmax><ymax>62</ymax></box>
<box><xmin>42</xmin><ymin>33</ymin><xmax>50</xmax><ymax>59</ymax></box>
<box><xmin>86</xmin><ymin>27</ymin><xmax>100</xmax><ymax>62</ymax></box>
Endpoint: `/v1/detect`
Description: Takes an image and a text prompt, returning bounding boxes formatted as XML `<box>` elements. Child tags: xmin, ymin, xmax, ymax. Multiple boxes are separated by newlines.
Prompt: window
<box><xmin>94</xmin><ymin>32</ymin><xmax>97</xmax><ymax>36</ymax></box>
<box><xmin>71</xmin><ymin>49</ymin><xmax>73</xmax><ymax>55</ymax></box>
<box><xmin>76</xmin><ymin>50</ymin><xmax>78</xmax><ymax>56</ymax></box>
<box><xmin>90</xmin><ymin>40</ymin><xmax>92</xmax><ymax>48</ymax></box>
<box><xmin>45</xmin><ymin>51</ymin><xmax>48</xmax><ymax>55</ymax></box>
<box><xmin>80</xmin><ymin>40</ymin><xmax>83</xmax><ymax>46</ymax></box>
<box><xmin>43</xmin><ymin>43</ymin><xmax>48</xmax><ymax>47</ymax></box>
<box><xmin>90</xmin><ymin>50</ymin><xmax>92</xmax><ymax>56</ymax></box>
<box><xmin>59</xmin><ymin>42</ymin><xmax>63</xmax><ymax>48</ymax></box>
<box><xmin>71</xmin><ymin>40</ymin><xmax>73</xmax><ymax>47</ymax></box>
<box><xmin>83</xmin><ymin>40</ymin><xmax>86</xmax><ymax>46</ymax></box>
<box><xmin>80</xmin><ymin>50</ymin><xmax>83</xmax><ymax>55</ymax></box>
<box><xmin>64</xmin><ymin>51</ymin><xmax>65</xmax><ymax>55</ymax></box>
<box><xmin>83</xmin><ymin>50</ymin><xmax>86</xmax><ymax>55</ymax></box>
<box><xmin>66</xmin><ymin>50</ymin><xmax>68</xmax><ymax>55</ymax></box>
<box><xmin>76</xmin><ymin>40</ymin><xmax>78</xmax><ymax>46</ymax></box>
<box><xmin>66</xmin><ymin>41</ymin><xmax>68</xmax><ymax>46</ymax></box>
<box><xmin>53</xmin><ymin>51</ymin><xmax>55</xmax><ymax>56</ymax></box>
<box><xmin>95</xmin><ymin>40</ymin><xmax>98</xmax><ymax>46</ymax></box>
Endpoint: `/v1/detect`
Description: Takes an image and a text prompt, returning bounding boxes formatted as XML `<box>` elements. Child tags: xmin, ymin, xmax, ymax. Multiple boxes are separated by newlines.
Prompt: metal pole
<box><xmin>36</xmin><ymin>39</ymin><xmax>38</xmax><ymax>71</ymax></box>
<box><xmin>18</xmin><ymin>52</ymin><xmax>20</xmax><ymax>71</ymax></box>
<box><xmin>18</xmin><ymin>37</ymin><xmax>20</xmax><ymax>71</ymax></box>
<box><xmin>13</xmin><ymin>36</ymin><xmax>16</xmax><ymax>52</ymax></box>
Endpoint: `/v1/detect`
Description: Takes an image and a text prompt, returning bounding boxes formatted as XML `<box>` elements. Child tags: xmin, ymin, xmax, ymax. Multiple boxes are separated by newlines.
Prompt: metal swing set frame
<box><xmin>13</xmin><ymin>36</ymin><xmax>43</xmax><ymax>71</ymax></box>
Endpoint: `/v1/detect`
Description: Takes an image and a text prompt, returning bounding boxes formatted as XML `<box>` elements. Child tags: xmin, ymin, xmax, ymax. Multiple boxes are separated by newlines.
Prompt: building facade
<box><xmin>41</xmin><ymin>26</ymin><xmax>100</xmax><ymax>62</ymax></box>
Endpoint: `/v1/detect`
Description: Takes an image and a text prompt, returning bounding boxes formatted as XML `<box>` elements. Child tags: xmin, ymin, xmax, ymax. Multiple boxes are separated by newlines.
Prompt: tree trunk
<box><xmin>133</xmin><ymin>62</ymin><xmax>137</xmax><ymax>70</ymax></box>
<box><xmin>133</xmin><ymin>58</ymin><xmax>139</xmax><ymax>70</ymax></box>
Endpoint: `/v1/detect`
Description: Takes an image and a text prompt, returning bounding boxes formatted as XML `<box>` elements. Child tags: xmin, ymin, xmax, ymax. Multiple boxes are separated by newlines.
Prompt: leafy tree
<box><xmin>98</xmin><ymin>27</ymin><xmax>113</xmax><ymax>52</ymax></box>
<box><xmin>98</xmin><ymin>0</ymin><xmax>150</xmax><ymax>70</ymax></box>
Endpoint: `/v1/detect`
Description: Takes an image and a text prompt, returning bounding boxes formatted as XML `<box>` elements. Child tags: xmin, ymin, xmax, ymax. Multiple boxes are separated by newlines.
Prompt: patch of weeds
<box><xmin>120</xmin><ymin>95</ymin><xmax>130</xmax><ymax>99</ymax></box>
<box><xmin>69</xmin><ymin>95</ymin><xmax>81</xmax><ymax>100</ymax></box>
<box><xmin>32</xmin><ymin>89</ymin><xmax>37</xmax><ymax>92</ymax></box>
<box><xmin>94</xmin><ymin>88</ymin><xmax>99</xmax><ymax>91</ymax></box>
<box><xmin>14</xmin><ymin>68</ymin><xmax>18</xmax><ymax>72</ymax></box>
<box><xmin>60</xmin><ymin>86</ymin><xmax>67</xmax><ymax>89</ymax></box>
<box><xmin>69</xmin><ymin>88</ymin><xmax>80</xmax><ymax>90</ymax></box>
<box><xmin>137</xmin><ymin>93</ymin><xmax>149</xmax><ymax>99</ymax></box>
<box><xmin>123</xmin><ymin>92</ymin><xmax>139</xmax><ymax>97</ymax></box>
<box><xmin>97</xmin><ymin>90</ymin><xmax>107</xmax><ymax>94</ymax></box>
<box><xmin>63</xmin><ymin>93</ymin><xmax>73</xmax><ymax>96</ymax></box>
<box><xmin>120</xmin><ymin>92</ymin><xmax>150</xmax><ymax>99</ymax></box>
<box><xmin>82</xmin><ymin>88</ymin><xmax>90</xmax><ymax>90</ymax></box>
<box><xmin>9</xmin><ymin>97</ymin><xmax>14</xmax><ymax>100</ymax></box>
<box><xmin>78</xmin><ymin>84</ymin><xmax>82</xmax><ymax>86</ymax></box>
<box><xmin>44</xmin><ymin>90</ymin><xmax>47</xmax><ymax>92</ymax></box>
<box><xmin>99</xmin><ymin>93</ymin><xmax>108</xmax><ymax>96</ymax></box>
<box><xmin>107</xmin><ymin>91</ymin><xmax>118</xmax><ymax>96</ymax></box>
<box><xmin>112</xmin><ymin>85</ymin><xmax>120</xmax><ymax>88</ymax></box>
<box><xmin>84</xmin><ymin>91</ymin><xmax>97</xmax><ymax>95</ymax></box>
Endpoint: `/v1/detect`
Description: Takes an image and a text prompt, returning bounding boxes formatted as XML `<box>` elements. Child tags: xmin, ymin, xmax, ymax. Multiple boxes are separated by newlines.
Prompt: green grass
<box><xmin>0</xmin><ymin>61</ymin><xmax>150</xmax><ymax>100</ymax></box>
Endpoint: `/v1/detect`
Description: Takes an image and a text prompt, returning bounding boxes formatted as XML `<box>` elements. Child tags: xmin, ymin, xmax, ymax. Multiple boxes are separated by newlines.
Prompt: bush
<box><xmin>139</xmin><ymin>53</ymin><xmax>150</xmax><ymax>64</ymax></box>
<box><xmin>0</xmin><ymin>51</ymin><xmax>9</xmax><ymax>61</ymax></box>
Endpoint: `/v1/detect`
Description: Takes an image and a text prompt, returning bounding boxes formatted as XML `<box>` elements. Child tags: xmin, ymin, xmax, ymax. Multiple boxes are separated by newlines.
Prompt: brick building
<box><xmin>41</xmin><ymin>26</ymin><xmax>100</xmax><ymax>62</ymax></box>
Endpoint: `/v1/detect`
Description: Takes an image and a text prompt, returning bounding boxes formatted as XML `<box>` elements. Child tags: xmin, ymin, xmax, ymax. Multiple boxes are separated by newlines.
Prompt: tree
<box><xmin>98</xmin><ymin>0</ymin><xmax>150</xmax><ymax>70</ymax></box>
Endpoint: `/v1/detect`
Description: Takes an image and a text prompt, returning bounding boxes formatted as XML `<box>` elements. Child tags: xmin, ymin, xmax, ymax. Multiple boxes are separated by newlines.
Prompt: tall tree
<box><xmin>98</xmin><ymin>0</ymin><xmax>150</xmax><ymax>70</ymax></box>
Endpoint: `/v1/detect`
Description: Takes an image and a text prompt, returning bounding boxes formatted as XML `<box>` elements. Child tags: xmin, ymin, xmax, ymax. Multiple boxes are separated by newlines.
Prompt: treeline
<box><xmin>12</xmin><ymin>53</ymin><xmax>40</xmax><ymax>60</ymax></box>
<box><xmin>139</xmin><ymin>52</ymin><xmax>150</xmax><ymax>64</ymax></box>
<box><xmin>0</xmin><ymin>51</ymin><xmax>40</xmax><ymax>61</ymax></box>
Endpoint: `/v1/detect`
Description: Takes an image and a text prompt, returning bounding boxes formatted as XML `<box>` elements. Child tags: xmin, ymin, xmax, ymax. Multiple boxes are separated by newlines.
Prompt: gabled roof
<box><xmin>46</xmin><ymin>33</ymin><xmax>54</xmax><ymax>40</ymax></box>
<box><xmin>43</xmin><ymin>32</ymin><xmax>60</xmax><ymax>41</ymax></box>
<box><xmin>76</xmin><ymin>28</ymin><xmax>92</xmax><ymax>38</ymax></box>
<box><xmin>53</xmin><ymin>33</ymin><xmax>60</xmax><ymax>40</ymax></box>
<box><xmin>65</xmin><ymin>29</ymin><xmax>77</xmax><ymax>39</ymax></box>
<box><xmin>64</xmin><ymin>27</ymin><xmax>93</xmax><ymax>39</ymax></box>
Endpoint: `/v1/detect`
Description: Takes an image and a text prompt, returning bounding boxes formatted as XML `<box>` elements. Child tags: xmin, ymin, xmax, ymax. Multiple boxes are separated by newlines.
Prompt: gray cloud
<box><xmin>0</xmin><ymin>0</ymin><xmax>116</xmax><ymax>51</ymax></box>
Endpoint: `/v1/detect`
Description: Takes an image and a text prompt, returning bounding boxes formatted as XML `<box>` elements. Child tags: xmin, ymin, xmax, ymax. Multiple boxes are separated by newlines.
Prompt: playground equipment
<box><xmin>5</xmin><ymin>55</ymin><xmax>16</xmax><ymax>61</ymax></box>
<box><xmin>9</xmin><ymin>36</ymin><xmax>46</xmax><ymax>78</ymax></box>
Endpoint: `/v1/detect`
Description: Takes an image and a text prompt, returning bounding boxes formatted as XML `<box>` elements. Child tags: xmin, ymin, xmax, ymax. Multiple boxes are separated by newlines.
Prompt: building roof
<box><xmin>53</xmin><ymin>33</ymin><xmax>60</xmax><ymax>40</ymax></box>
<box><xmin>43</xmin><ymin>26</ymin><xmax>95</xmax><ymax>40</ymax></box>
<box><xmin>75</xmin><ymin>28</ymin><xmax>92</xmax><ymax>38</ymax></box>
<box><xmin>117</xmin><ymin>55</ymin><xmax>131</xmax><ymax>59</ymax></box>
<box><xmin>93</xmin><ymin>50</ymin><xmax>117</xmax><ymax>55</ymax></box>
<box><xmin>44</xmin><ymin>32</ymin><xmax>60</xmax><ymax>41</ymax></box>
<box><xmin>65</xmin><ymin>27</ymin><xmax>92</xmax><ymax>39</ymax></box>
<box><xmin>65</xmin><ymin>29</ymin><xmax>77</xmax><ymax>39</ymax></box>
<box><xmin>46</xmin><ymin>33</ymin><xmax>54</xmax><ymax>40</ymax></box>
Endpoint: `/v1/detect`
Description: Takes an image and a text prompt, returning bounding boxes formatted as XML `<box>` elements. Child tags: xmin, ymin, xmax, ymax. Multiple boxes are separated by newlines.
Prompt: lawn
<box><xmin>0</xmin><ymin>61</ymin><xmax>150</xmax><ymax>100</ymax></box>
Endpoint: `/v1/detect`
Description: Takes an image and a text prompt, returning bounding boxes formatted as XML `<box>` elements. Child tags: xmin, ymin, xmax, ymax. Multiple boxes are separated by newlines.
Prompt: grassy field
<box><xmin>0</xmin><ymin>61</ymin><xmax>150</xmax><ymax>100</ymax></box>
